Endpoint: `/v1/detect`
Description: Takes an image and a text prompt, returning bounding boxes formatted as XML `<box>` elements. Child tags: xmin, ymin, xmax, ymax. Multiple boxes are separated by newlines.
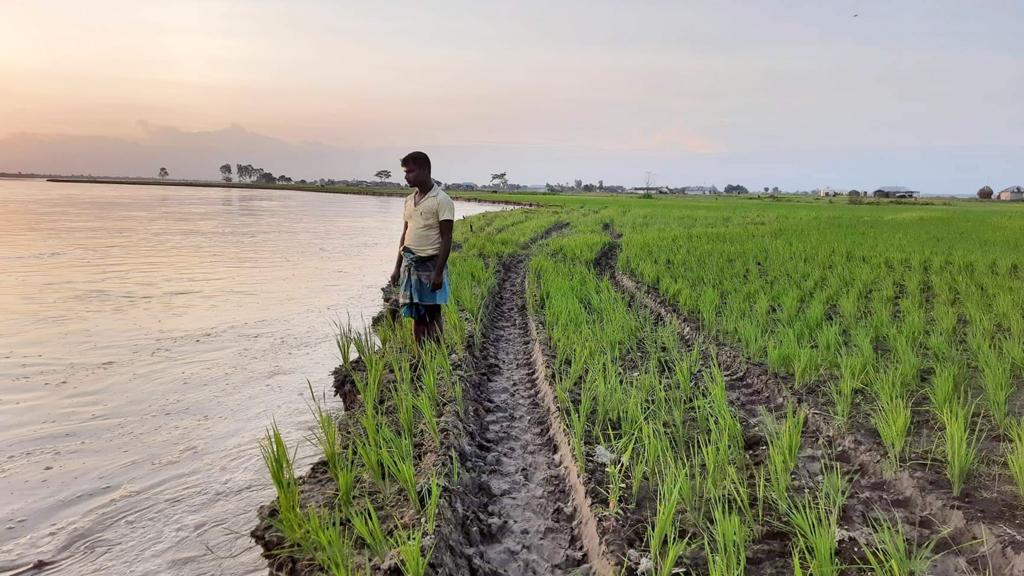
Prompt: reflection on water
<box><xmin>0</xmin><ymin>180</ymin><xmax>498</xmax><ymax>575</ymax></box>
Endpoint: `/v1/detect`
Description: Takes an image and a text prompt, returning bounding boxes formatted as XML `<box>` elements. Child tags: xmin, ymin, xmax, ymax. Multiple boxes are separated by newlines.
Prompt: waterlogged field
<box><xmin>257</xmin><ymin>195</ymin><xmax>1024</xmax><ymax>575</ymax></box>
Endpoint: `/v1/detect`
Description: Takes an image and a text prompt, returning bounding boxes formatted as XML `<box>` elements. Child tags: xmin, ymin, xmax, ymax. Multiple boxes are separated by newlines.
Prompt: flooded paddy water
<box><xmin>0</xmin><ymin>180</ymin><xmax>499</xmax><ymax>575</ymax></box>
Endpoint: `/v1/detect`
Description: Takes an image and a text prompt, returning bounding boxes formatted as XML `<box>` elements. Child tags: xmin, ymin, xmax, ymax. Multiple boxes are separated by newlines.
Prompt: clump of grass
<box><xmin>260</xmin><ymin>421</ymin><xmax>304</xmax><ymax>542</ymax></box>
<box><xmin>332</xmin><ymin>318</ymin><xmax>357</xmax><ymax>371</ymax></box>
<box><xmin>414</xmin><ymin>389</ymin><xmax>440</xmax><ymax>445</ymax></box>
<box><xmin>648</xmin><ymin>476</ymin><xmax>682</xmax><ymax>571</ymax></box>
<box><xmin>761</xmin><ymin>404</ymin><xmax>805</xmax><ymax>507</ymax></box>
<box><xmin>978</xmin><ymin>346</ymin><xmax>1013</xmax><ymax>431</ymax></box>
<box><xmin>1007</xmin><ymin>419</ymin><xmax>1024</xmax><ymax>500</ymax></box>
<box><xmin>396</xmin><ymin>530</ymin><xmax>430</xmax><ymax>576</ymax></box>
<box><xmin>704</xmin><ymin>498</ymin><xmax>747</xmax><ymax>576</ymax></box>
<box><xmin>938</xmin><ymin>398</ymin><xmax>982</xmax><ymax>497</ymax></box>
<box><xmin>831</xmin><ymin>354</ymin><xmax>867</xmax><ymax>430</ymax></box>
<box><xmin>787</xmin><ymin>465</ymin><xmax>847</xmax><ymax>576</ymax></box>
<box><xmin>927</xmin><ymin>361</ymin><xmax>962</xmax><ymax>416</ymax></box>
<box><xmin>357</xmin><ymin>410</ymin><xmax>386</xmax><ymax>487</ymax></box>
<box><xmin>349</xmin><ymin>501</ymin><xmax>389</xmax><ymax>562</ymax></box>
<box><xmin>871</xmin><ymin>369</ymin><xmax>913</xmax><ymax>469</ymax></box>
<box><xmin>423</xmin><ymin>473</ymin><xmax>443</xmax><ymax>532</ymax></box>
<box><xmin>861</xmin><ymin>515</ymin><xmax>937</xmax><ymax>576</ymax></box>
<box><xmin>304</xmin><ymin>507</ymin><xmax>356</xmax><ymax>576</ymax></box>
<box><xmin>381</xmin><ymin>426</ymin><xmax>419</xmax><ymax>510</ymax></box>
<box><xmin>308</xmin><ymin>382</ymin><xmax>356</xmax><ymax>512</ymax></box>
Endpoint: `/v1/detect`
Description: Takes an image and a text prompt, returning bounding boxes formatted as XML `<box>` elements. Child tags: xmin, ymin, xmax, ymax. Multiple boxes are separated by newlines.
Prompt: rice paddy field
<box><xmin>253</xmin><ymin>194</ymin><xmax>1024</xmax><ymax>576</ymax></box>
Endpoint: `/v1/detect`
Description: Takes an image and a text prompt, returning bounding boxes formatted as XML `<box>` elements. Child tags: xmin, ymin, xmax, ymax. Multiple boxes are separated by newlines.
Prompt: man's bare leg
<box><xmin>424</xmin><ymin>305</ymin><xmax>444</xmax><ymax>343</ymax></box>
<box><xmin>413</xmin><ymin>316</ymin><xmax>429</xmax><ymax>344</ymax></box>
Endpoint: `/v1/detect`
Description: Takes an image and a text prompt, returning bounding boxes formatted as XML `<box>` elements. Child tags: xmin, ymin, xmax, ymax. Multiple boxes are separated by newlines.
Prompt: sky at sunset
<box><xmin>2</xmin><ymin>0</ymin><xmax>1022</xmax><ymax>193</ymax></box>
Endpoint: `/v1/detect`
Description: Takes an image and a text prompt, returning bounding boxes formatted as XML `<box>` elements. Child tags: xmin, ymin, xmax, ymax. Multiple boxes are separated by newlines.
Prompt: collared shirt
<box><xmin>403</xmin><ymin>184</ymin><xmax>455</xmax><ymax>257</ymax></box>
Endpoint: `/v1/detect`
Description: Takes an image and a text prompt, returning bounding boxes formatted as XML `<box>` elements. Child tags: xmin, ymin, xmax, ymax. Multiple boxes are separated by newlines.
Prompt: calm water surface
<box><xmin>0</xmin><ymin>180</ymin><xmax>499</xmax><ymax>575</ymax></box>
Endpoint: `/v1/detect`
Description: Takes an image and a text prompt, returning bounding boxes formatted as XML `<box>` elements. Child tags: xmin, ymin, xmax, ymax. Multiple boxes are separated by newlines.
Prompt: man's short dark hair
<box><xmin>400</xmin><ymin>151</ymin><xmax>431</xmax><ymax>172</ymax></box>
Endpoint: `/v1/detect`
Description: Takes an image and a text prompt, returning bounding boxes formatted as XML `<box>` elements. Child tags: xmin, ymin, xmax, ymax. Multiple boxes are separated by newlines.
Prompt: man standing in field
<box><xmin>389</xmin><ymin>151</ymin><xmax>454</xmax><ymax>344</ymax></box>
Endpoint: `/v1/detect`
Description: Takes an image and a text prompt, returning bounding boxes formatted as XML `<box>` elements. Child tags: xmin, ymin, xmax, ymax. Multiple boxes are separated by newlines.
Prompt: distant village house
<box><xmin>872</xmin><ymin>186</ymin><xmax>919</xmax><ymax>199</ymax></box>
<box><xmin>997</xmin><ymin>186</ymin><xmax>1024</xmax><ymax>201</ymax></box>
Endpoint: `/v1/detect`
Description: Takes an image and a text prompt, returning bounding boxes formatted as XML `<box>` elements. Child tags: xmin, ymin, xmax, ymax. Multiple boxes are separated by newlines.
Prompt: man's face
<box><xmin>404</xmin><ymin>165</ymin><xmax>428</xmax><ymax>188</ymax></box>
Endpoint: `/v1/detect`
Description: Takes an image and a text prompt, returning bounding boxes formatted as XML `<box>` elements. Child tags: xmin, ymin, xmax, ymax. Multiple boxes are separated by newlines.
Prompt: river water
<box><xmin>0</xmin><ymin>180</ymin><xmax>499</xmax><ymax>575</ymax></box>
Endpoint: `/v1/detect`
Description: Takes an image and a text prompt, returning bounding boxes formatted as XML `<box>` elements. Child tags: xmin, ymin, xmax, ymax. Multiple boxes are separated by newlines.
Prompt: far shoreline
<box><xmin>44</xmin><ymin>177</ymin><xmax>543</xmax><ymax>208</ymax></box>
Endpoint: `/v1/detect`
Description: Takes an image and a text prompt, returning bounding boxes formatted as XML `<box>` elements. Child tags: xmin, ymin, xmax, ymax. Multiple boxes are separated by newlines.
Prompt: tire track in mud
<box><xmin>595</xmin><ymin>232</ymin><xmax>1024</xmax><ymax>575</ymax></box>
<box><xmin>433</xmin><ymin>251</ymin><xmax>594</xmax><ymax>575</ymax></box>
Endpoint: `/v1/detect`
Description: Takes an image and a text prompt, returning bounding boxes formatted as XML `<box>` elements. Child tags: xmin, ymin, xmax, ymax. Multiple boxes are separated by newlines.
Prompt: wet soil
<box><xmin>599</xmin><ymin>228</ymin><xmax>1024</xmax><ymax>574</ymax></box>
<box><xmin>431</xmin><ymin>256</ymin><xmax>589</xmax><ymax>575</ymax></box>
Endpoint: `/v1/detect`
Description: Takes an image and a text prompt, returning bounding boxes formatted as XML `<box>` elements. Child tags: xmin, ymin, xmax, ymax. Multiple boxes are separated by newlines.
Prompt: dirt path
<box><xmin>432</xmin><ymin>256</ymin><xmax>588</xmax><ymax>575</ymax></box>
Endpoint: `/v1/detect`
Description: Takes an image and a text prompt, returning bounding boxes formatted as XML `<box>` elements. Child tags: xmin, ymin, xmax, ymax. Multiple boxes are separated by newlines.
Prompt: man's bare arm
<box><xmin>390</xmin><ymin>221</ymin><xmax>409</xmax><ymax>285</ymax></box>
<box><xmin>430</xmin><ymin>220</ymin><xmax>453</xmax><ymax>290</ymax></box>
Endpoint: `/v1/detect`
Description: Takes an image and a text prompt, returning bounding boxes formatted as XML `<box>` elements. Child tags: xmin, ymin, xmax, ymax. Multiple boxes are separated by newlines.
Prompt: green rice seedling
<box><xmin>861</xmin><ymin>514</ymin><xmax>937</xmax><ymax>576</ymax></box>
<box><xmin>704</xmin><ymin>498</ymin><xmax>747</xmax><ymax>576</ymax></box>
<box><xmin>978</xmin><ymin>345</ymin><xmax>1013</xmax><ymax>431</ymax></box>
<box><xmin>928</xmin><ymin>361</ymin><xmax>963</xmax><ymax>417</ymax></box>
<box><xmin>603</xmin><ymin>434</ymin><xmax>631</xmax><ymax>514</ymax></box>
<box><xmin>418</xmin><ymin>355</ymin><xmax>439</xmax><ymax>411</ymax></box>
<box><xmin>768</xmin><ymin>328</ymin><xmax>798</xmax><ymax>377</ymax></box>
<box><xmin>832</xmin><ymin>354</ymin><xmax>866</xmax><ymax>429</ymax></box>
<box><xmin>353</xmin><ymin>325</ymin><xmax>384</xmax><ymax>397</ymax></box>
<box><xmin>628</xmin><ymin>440</ymin><xmax>652</xmax><ymax>506</ymax></box>
<box><xmin>349</xmin><ymin>501</ymin><xmax>389</xmax><ymax>562</ymax></box>
<box><xmin>380</xmin><ymin>426</ymin><xmax>419</xmax><ymax>510</ymax></box>
<box><xmin>396</xmin><ymin>530</ymin><xmax>431</xmax><ymax>576</ymax></box>
<box><xmin>259</xmin><ymin>421</ymin><xmax>304</xmax><ymax>542</ymax></box>
<box><xmin>356</xmin><ymin>411</ymin><xmax>386</xmax><ymax>488</ymax></box>
<box><xmin>674</xmin><ymin>449</ymin><xmax>705</xmax><ymax>524</ymax></box>
<box><xmin>1007</xmin><ymin>419</ymin><xmax>1024</xmax><ymax>500</ymax></box>
<box><xmin>871</xmin><ymin>368</ymin><xmax>913</xmax><ymax>469</ymax></box>
<box><xmin>566</xmin><ymin>390</ymin><xmax>593</xmax><ymax>471</ymax></box>
<box><xmin>656</xmin><ymin>532</ymin><xmax>690</xmax><ymax>576</ymax></box>
<box><xmin>414</xmin><ymin>389</ymin><xmax>440</xmax><ymax>445</ymax></box>
<box><xmin>332</xmin><ymin>318</ymin><xmax>357</xmax><ymax>371</ymax></box>
<box><xmin>306</xmin><ymin>382</ymin><xmax>356</xmax><ymax>511</ymax></box>
<box><xmin>815</xmin><ymin>322</ymin><xmax>843</xmax><ymax>369</ymax></box>
<box><xmin>450</xmin><ymin>449</ymin><xmax>460</xmax><ymax>485</ymax></box>
<box><xmin>737</xmin><ymin>317</ymin><xmax>767</xmax><ymax>360</ymax></box>
<box><xmin>939</xmin><ymin>399</ymin><xmax>982</xmax><ymax>497</ymax></box>
<box><xmin>762</xmin><ymin>404</ymin><xmax>805</xmax><ymax>507</ymax></box>
<box><xmin>648</xmin><ymin>478</ymin><xmax>682</xmax><ymax>569</ymax></box>
<box><xmin>793</xmin><ymin>346</ymin><xmax>820</xmax><ymax>389</ymax></box>
<box><xmin>424</xmin><ymin>473</ymin><xmax>442</xmax><ymax>532</ymax></box>
<box><xmin>395</xmin><ymin>385</ymin><xmax>415</xmax><ymax>442</ymax></box>
<box><xmin>304</xmin><ymin>507</ymin><xmax>356</xmax><ymax>576</ymax></box>
<box><xmin>787</xmin><ymin>465</ymin><xmax>846</xmax><ymax>576</ymax></box>
<box><xmin>702</xmin><ymin>364</ymin><xmax>744</xmax><ymax>457</ymax></box>
<box><xmin>753</xmin><ymin>467</ymin><xmax>768</xmax><ymax>528</ymax></box>
<box><xmin>872</xmin><ymin>392</ymin><xmax>912</xmax><ymax>470</ymax></box>
<box><xmin>671</xmin><ymin>344</ymin><xmax>704</xmax><ymax>399</ymax></box>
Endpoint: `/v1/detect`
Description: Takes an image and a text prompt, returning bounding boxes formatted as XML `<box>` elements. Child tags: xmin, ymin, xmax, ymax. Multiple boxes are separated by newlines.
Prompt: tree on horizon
<box><xmin>158</xmin><ymin>167</ymin><xmax>169</xmax><ymax>179</ymax></box>
<box><xmin>490</xmin><ymin>172</ymin><xmax>508</xmax><ymax>190</ymax></box>
<box><xmin>219</xmin><ymin>163</ymin><xmax>232</xmax><ymax>183</ymax></box>
<box><xmin>375</xmin><ymin>169</ymin><xmax>392</xmax><ymax>182</ymax></box>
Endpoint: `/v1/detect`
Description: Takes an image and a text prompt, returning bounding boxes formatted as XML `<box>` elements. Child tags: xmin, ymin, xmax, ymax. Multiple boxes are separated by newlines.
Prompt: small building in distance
<box><xmin>997</xmin><ymin>186</ymin><xmax>1024</xmax><ymax>201</ymax></box>
<box><xmin>872</xmin><ymin>186</ymin><xmax>919</xmax><ymax>199</ymax></box>
<box><xmin>680</xmin><ymin>185</ymin><xmax>719</xmax><ymax>195</ymax></box>
<box><xmin>817</xmin><ymin>187</ymin><xmax>848</xmax><ymax>197</ymax></box>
